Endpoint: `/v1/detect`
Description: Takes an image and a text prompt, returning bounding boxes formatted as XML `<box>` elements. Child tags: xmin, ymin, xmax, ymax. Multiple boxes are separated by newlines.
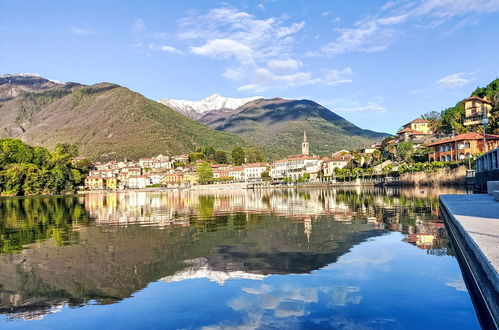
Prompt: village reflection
<box><xmin>0</xmin><ymin>187</ymin><xmax>467</xmax><ymax>322</ymax></box>
<box><xmin>82</xmin><ymin>186</ymin><xmax>464</xmax><ymax>254</ymax></box>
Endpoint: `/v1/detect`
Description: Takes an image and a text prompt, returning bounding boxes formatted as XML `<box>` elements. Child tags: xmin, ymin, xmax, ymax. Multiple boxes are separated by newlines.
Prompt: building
<box><xmin>164</xmin><ymin>172</ymin><xmax>184</xmax><ymax>185</ymax></box>
<box><xmin>84</xmin><ymin>176</ymin><xmax>105</xmax><ymax>190</ymax></box>
<box><xmin>127</xmin><ymin>176</ymin><xmax>150</xmax><ymax>189</ymax></box>
<box><xmin>229</xmin><ymin>166</ymin><xmax>245</xmax><ymax>182</ymax></box>
<box><xmin>402</xmin><ymin>118</ymin><xmax>431</xmax><ymax>134</ymax></box>
<box><xmin>322</xmin><ymin>154</ymin><xmax>353</xmax><ymax>177</ymax></box>
<box><xmin>138</xmin><ymin>155</ymin><xmax>171</xmax><ymax>171</ymax></box>
<box><xmin>396</xmin><ymin>127</ymin><xmax>428</xmax><ymax>143</ymax></box>
<box><xmin>104</xmin><ymin>177</ymin><xmax>118</xmax><ymax>190</ymax></box>
<box><xmin>463</xmin><ymin>96</ymin><xmax>492</xmax><ymax>126</ymax></box>
<box><xmin>302</xmin><ymin>131</ymin><xmax>310</xmax><ymax>155</ymax></box>
<box><xmin>426</xmin><ymin>132</ymin><xmax>499</xmax><ymax>162</ymax></box>
<box><xmin>271</xmin><ymin>155</ymin><xmax>322</xmax><ymax>180</ymax></box>
<box><xmin>182</xmin><ymin>171</ymin><xmax>199</xmax><ymax>185</ymax></box>
<box><xmin>243</xmin><ymin>163</ymin><xmax>268</xmax><ymax>182</ymax></box>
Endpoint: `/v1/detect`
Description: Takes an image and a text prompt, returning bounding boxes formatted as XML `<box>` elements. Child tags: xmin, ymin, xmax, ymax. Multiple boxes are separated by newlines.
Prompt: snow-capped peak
<box><xmin>157</xmin><ymin>93</ymin><xmax>263</xmax><ymax>119</ymax></box>
<box><xmin>0</xmin><ymin>73</ymin><xmax>62</xmax><ymax>84</ymax></box>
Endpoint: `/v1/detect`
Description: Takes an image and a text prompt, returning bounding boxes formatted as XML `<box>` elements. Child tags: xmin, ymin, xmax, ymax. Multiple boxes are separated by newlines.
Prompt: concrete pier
<box><xmin>440</xmin><ymin>194</ymin><xmax>499</xmax><ymax>329</ymax></box>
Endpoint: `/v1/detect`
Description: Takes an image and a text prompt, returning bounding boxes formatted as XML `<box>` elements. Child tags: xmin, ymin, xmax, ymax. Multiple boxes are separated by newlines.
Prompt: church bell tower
<box><xmin>302</xmin><ymin>131</ymin><xmax>309</xmax><ymax>155</ymax></box>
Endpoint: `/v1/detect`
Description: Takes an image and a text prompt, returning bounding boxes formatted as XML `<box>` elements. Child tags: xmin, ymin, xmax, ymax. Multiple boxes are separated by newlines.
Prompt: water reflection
<box><xmin>0</xmin><ymin>187</ymin><xmax>478</xmax><ymax>329</ymax></box>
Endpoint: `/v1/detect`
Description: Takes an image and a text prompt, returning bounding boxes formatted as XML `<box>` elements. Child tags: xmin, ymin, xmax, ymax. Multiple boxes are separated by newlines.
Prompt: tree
<box><xmin>245</xmin><ymin>148</ymin><xmax>266</xmax><ymax>163</ymax></box>
<box><xmin>231</xmin><ymin>147</ymin><xmax>245</xmax><ymax>165</ymax></box>
<box><xmin>203</xmin><ymin>146</ymin><xmax>216</xmax><ymax>160</ymax></box>
<box><xmin>396</xmin><ymin>142</ymin><xmax>414</xmax><ymax>163</ymax></box>
<box><xmin>188</xmin><ymin>152</ymin><xmax>205</xmax><ymax>163</ymax></box>
<box><xmin>196</xmin><ymin>162</ymin><xmax>213</xmax><ymax>184</ymax></box>
<box><xmin>422</xmin><ymin>111</ymin><xmax>442</xmax><ymax>134</ymax></box>
<box><xmin>214</xmin><ymin>150</ymin><xmax>228</xmax><ymax>164</ymax></box>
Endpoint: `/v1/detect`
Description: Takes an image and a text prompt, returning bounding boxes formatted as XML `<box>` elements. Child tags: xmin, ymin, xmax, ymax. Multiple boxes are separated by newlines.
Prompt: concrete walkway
<box><xmin>440</xmin><ymin>194</ymin><xmax>499</xmax><ymax>272</ymax></box>
<box><xmin>440</xmin><ymin>194</ymin><xmax>499</xmax><ymax>328</ymax></box>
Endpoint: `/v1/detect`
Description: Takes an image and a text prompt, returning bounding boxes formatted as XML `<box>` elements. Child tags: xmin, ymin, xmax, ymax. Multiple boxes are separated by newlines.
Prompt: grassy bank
<box><xmin>398</xmin><ymin>166</ymin><xmax>467</xmax><ymax>186</ymax></box>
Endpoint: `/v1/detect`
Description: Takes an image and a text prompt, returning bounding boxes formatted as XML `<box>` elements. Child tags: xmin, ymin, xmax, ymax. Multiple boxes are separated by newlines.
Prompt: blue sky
<box><xmin>1</xmin><ymin>0</ymin><xmax>498</xmax><ymax>134</ymax></box>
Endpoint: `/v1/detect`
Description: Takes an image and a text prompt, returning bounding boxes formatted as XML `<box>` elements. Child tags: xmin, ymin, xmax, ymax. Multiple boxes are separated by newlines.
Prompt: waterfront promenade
<box><xmin>440</xmin><ymin>194</ymin><xmax>499</xmax><ymax>328</ymax></box>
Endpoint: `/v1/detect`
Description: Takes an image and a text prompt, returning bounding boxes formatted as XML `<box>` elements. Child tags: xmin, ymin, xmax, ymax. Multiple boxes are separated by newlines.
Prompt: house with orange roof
<box><xmin>426</xmin><ymin>132</ymin><xmax>499</xmax><ymax>162</ymax></box>
<box><xmin>243</xmin><ymin>163</ymin><xmax>269</xmax><ymax>181</ymax></box>
<box><xmin>402</xmin><ymin>118</ymin><xmax>431</xmax><ymax>134</ymax></box>
<box><xmin>463</xmin><ymin>96</ymin><xmax>492</xmax><ymax>126</ymax></box>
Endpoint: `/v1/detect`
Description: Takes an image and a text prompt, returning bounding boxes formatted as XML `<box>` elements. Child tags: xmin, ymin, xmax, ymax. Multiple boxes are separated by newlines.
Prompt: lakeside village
<box><xmin>83</xmin><ymin>95</ymin><xmax>499</xmax><ymax>191</ymax></box>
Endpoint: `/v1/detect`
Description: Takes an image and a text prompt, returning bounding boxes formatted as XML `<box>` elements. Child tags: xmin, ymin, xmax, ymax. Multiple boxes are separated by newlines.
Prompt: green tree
<box><xmin>231</xmin><ymin>147</ymin><xmax>245</xmax><ymax>165</ymax></box>
<box><xmin>196</xmin><ymin>162</ymin><xmax>213</xmax><ymax>184</ymax></box>
<box><xmin>188</xmin><ymin>152</ymin><xmax>205</xmax><ymax>163</ymax></box>
<box><xmin>396</xmin><ymin>142</ymin><xmax>414</xmax><ymax>163</ymax></box>
<box><xmin>214</xmin><ymin>150</ymin><xmax>228</xmax><ymax>164</ymax></box>
<box><xmin>245</xmin><ymin>148</ymin><xmax>266</xmax><ymax>163</ymax></box>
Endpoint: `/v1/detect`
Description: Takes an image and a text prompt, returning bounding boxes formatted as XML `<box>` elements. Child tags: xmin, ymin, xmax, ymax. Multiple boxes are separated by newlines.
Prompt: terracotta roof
<box><xmin>466</xmin><ymin>96</ymin><xmax>492</xmax><ymax>104</ymax></box>
<box><xmin>397</xmin><ymin>127</ymin><xmax>426</xmax><ymax>135</ymax></box>
<box><xmin>244</xmin><ymin>163</ymin><xmax>268</xmax><ymax>168</ymax></box>
<box><xmin>330</xmin><ymin>154</ymin><xmax>353</xmax><ymax>162</ymax></box>
<box><xmin>274</xmin><ymin>154</ymin><xmax>320</xmax><ymax>162</ymax></box>
<box><xmin>426</xmin><ymin>132</ymin><xmax>499</xmax><ymax>146</ymax></box>
<box><xmin>408</xmin><ymin>118</ymin><xmax>429</xmax><ymax>124</ymax></box>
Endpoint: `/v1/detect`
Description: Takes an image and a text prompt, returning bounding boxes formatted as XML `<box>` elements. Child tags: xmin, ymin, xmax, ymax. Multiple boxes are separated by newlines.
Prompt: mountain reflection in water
<box><xmin>0</xmin><ymin>187</ymin><xmax>478</xmax><ymax>329</ymax></box>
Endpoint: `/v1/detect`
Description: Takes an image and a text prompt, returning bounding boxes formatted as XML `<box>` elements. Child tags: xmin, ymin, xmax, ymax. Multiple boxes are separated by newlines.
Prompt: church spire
<box><xmin>302</xmin><ymin>130</ymin><xmax>310</xmax><ymax>155</ymax></box>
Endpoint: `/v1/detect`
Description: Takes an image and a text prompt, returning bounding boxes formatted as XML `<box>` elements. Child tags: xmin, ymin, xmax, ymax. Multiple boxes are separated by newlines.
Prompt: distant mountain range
<box><xmin>158</xmin><ymin>94</ymin><xmax>263</xmax><ymax>120</ymax></box>
<box><xmin>0</xmin><ymin>74</ymin><xmax>388</xmax><ymax>160</ymax></box>
<box><xmin>163</xmin><ymin>95</ymin><xmax>388</xmax><ymax>159</ymax></box>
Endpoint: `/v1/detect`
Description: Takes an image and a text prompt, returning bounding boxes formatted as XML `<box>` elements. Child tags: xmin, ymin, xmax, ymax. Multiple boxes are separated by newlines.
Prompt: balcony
<box><xmin>464</xmin><ymin>114</ymin><xmax>484</xmax><ymax>126</ymax></box>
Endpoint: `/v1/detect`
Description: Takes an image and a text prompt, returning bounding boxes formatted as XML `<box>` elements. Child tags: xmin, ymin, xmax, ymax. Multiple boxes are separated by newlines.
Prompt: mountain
<box><xmin>0</xmin><ymin>73</ymin><xmax>67</xmax><ymax>103</ymax></box>
<box><xmin>199</xmin><ymin>98</ymin><xmax>388</xmax><ymax>159</ymax></box>
<box><xmin>0</xmin><ymin>75</ymin><xmax>246</xmax><ymax>161</ymax></box>
<box><xmin>158</xmin><ymin>93</ymin><xmax>263</xmax><ymax>120</ymax></box>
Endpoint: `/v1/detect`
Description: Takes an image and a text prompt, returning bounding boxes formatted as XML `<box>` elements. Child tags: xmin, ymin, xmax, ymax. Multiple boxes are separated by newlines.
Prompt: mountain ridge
<box><xmin>158</xmin><ymin>93</ymin><xmax>263</xmax><ymax>120</ymax></box>
<box><xmin>0</xmin><ymin>75</ymin><xmax>247</xmax><ymax>161</ymax></box>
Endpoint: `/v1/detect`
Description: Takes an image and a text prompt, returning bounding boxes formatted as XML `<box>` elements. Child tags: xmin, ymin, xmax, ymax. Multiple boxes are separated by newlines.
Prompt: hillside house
<box><xmin>463</xmin><ymin>96</ymin><xmax>492</xmax><ymax>126</ymax></box>
<box><xmin>426</xmin><ymin>132</ymin><xmax>499</xmax><ymax>161</ymax></box>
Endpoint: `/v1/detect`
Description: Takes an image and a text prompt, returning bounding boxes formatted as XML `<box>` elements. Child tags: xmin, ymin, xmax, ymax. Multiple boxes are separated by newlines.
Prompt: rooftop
<box><xmin>426</xmin><ymin>132</ymin><xmax>499</xmax><ymax>146</ymax></box>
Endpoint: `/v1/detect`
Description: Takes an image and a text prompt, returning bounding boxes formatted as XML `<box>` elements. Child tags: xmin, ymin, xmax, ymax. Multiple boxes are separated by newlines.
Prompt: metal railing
<box><xmin>476</xmin><ymin>147</ymin><xmax>499</xmax><ymax>173</ymax></box>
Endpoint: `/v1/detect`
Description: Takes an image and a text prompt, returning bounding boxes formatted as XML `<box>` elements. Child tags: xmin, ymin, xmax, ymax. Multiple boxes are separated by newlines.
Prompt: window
<box><xmin>446</xmin><ymin>155</ymin><xmax>451</xmax><ymax>162</ymax></box>
<box><xmin>458</xmin><ymin>143</ymin><xmax>465</xmax><ymax>149</ymax></box>
<box><xmin>439</xmin><ymin>146</ymin><xmax>444</xmax><ymax>152</ymax></box>
<box><xmin>459</xmin><ymin>154</ymin><xmax>465</xmax><ymax>160</ymax></box>
<box><xmin>465</xmin><ymin>142</ymin><xmax>470</xmax><ymax>149</ymax></box>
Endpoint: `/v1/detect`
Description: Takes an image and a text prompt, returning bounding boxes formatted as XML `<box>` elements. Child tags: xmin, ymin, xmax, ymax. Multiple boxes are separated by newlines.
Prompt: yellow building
<box><xmin>402</xmin><ymin>118</ymin><xmax>431</xmax><ymax>134</ymax></box>
<box><xmin>463</xmin><ymin>96</ymin><xmax>492</xmax><ymax>126</ymax></box>
<box><xmin>84</xmin><ymin>176</ymin><xmax>104</xmax><ymax>190</ymax></box>
<box><xmin>105</xmin><ymin>177</ymin><xmax>118</xmax><ymax>190</ymax></box>
<box><xmin>182</xmin><ymin>172</ymin><xmax>199</xmax><ymax>185</ymax></box>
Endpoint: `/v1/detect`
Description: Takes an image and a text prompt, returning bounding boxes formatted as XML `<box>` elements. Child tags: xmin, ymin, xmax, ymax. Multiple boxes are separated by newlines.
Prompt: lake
<box><xmin>0</xmin><ymin>187</ymin><xmax>481</xmax><ymax>329</ymax></box>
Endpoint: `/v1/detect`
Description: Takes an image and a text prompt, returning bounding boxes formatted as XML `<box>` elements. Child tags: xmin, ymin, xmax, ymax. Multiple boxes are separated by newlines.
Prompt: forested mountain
<box><xmin>199</xmin><ymin>98</ymin><xmax>388</xmax><ymax>159</ymax></box>
<box><xmin>0</xmin><ymin>75</ymin><xmax>246</xmax><ymax>161</ymax></box>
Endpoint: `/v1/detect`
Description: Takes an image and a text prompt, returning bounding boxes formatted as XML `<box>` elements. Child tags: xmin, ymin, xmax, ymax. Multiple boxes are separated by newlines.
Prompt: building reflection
<box><xmin>0</xmin><ymin>186</ymin><xmax>465</xmax><ymax>320</ymax></box>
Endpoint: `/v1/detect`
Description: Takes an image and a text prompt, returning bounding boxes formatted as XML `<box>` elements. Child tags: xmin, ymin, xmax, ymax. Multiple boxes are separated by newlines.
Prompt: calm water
<box><xmin>0</xmin><ymin>187</ymin><xmax>480</xmax><ymax>329</ymax></box>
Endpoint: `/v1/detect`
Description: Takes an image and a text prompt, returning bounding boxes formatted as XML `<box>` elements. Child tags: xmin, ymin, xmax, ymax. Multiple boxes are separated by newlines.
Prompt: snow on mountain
<box><xmin>157</xmin><ymin>93</ymin><xmax>263</xmax><ymax>120</ymax></box>
<box><xmin>160</xmin><ymin>257</ymin><xmax>266</xmax><ymax>285</ymax></box>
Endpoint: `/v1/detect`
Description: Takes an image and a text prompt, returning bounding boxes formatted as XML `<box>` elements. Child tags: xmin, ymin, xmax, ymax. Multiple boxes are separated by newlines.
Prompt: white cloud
<box><xmin>267</xmin><ymin>59</ymin><xmax>301</xmax><ymax>71</ymax></box>
<box><xmin>436</xmin><ymin>73</ymin><xmax>470</xmax><ymax>88</ymax></box>
<box><xmin>321</xmin><ymin>17</ymin><xmax>399</xmax><ymax>55</ymax></box>
<box><xmin>325</xmin><ymin>99</ymin><xmax>388</xmax><ymax>113</ymax></box>
<box><xmin>160</xmin><ymin>45</ymin><xmax>181</xmax><ymax>54</ymax></box>
<box><xmin>190</xmin><ymin>39</ymin><xmax>253</xmax><ymax>63</ymax></box>
<box><xmin>322</xmin><ymin>11</ymin><xmax>332</xmax><ymax>17</ymax></box>
<box><xmin>178</xmin><ymin>7</ymin><xmax>318</xmax><ymax>91</ymax></box>
<box><xmin>70</xmin><ymin>27</ymin><xmax>92</xmax><ymax>35</ymax></box>
<box><xmin>319</xmin><ymin>0</ymin><xmax>499</xmax><ymax>56</ymax></box>
<box><xmin>133</xmin><ymin>18</ymin><xmax>145</xmax><ymax>32</ymax></box>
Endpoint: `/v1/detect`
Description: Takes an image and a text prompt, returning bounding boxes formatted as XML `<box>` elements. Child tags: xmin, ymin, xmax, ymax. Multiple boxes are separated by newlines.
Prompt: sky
<box><xmin>1</xmin><ymin>0</ymin><xmax>499</xmax><ymax>134</ymax></box>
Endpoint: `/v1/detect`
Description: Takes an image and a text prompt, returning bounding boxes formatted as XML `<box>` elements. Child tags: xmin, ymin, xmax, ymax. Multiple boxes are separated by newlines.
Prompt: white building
<box><xmin>322</xmin><ymin>154</ymin><xmax>353</xmax><ymax>177</ymax></box>
<box><xmin>243</xmin><ymin>163</ymin><xmax>268</xmax><ymax>182</ymax></box>
<box><xmin>229</xmin><ymin>166</ymin><xmax>245</xmax><ymax>182</ymax></box>
<box><xmin>127</xmin><ymin>176</ymin><xmax>151</xmax><ymax>189</ymax></box>
<box><xmin>270</xmin><ymin>155</ymin><xmax>322</xmax><ymax>181</ymax></box>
